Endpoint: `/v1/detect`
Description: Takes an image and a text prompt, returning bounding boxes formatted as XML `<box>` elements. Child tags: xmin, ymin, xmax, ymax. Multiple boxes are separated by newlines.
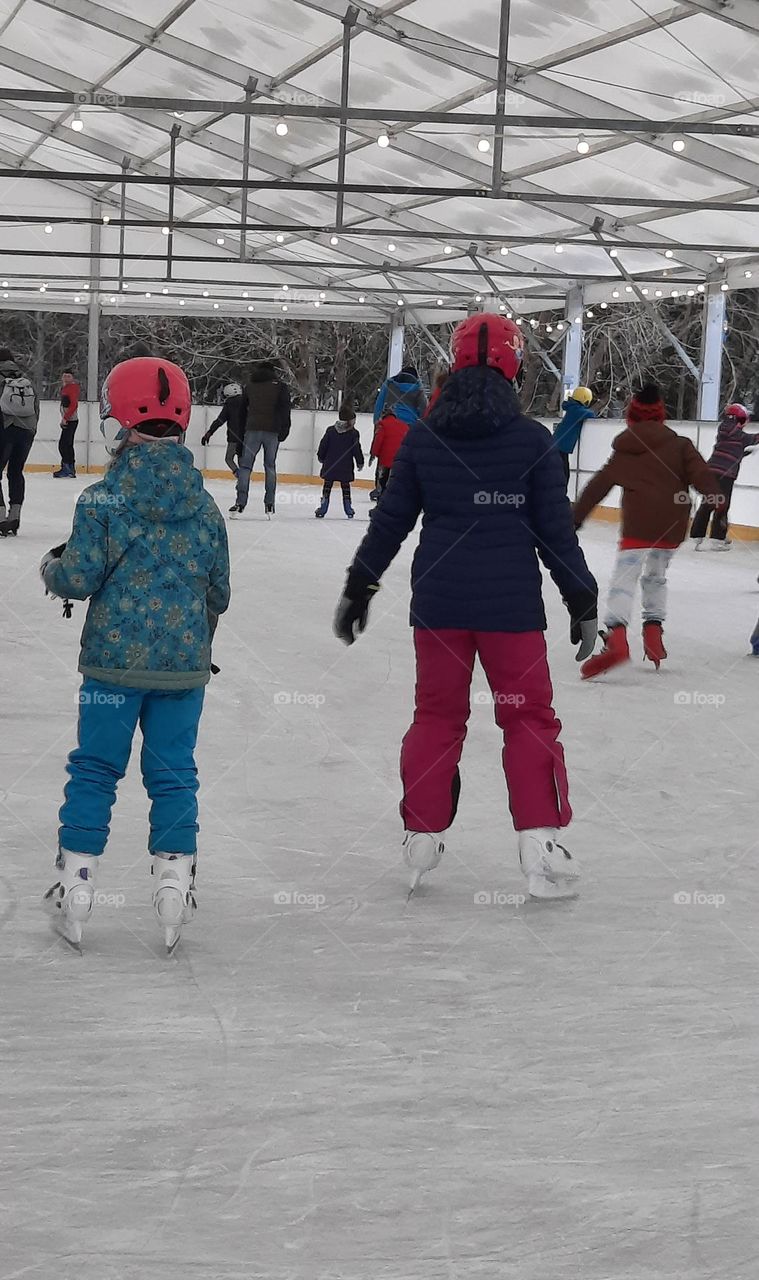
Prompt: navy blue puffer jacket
<box><xmin>350</xmin><ymin>367</ymin><xmax>596</xmax><ymax>632</ymax></box>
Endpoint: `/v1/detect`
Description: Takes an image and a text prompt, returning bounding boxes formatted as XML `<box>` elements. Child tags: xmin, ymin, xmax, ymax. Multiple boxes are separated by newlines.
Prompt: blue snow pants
<box><xmin>59</xmin><ymin>678</ymin><xmax>205</xmax><ymax>856</ymax></box>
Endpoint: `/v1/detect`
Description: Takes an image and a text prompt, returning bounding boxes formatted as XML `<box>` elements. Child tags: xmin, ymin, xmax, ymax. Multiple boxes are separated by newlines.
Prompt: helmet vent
<box><xmin>157</xmin><ymin>366</ymin><xmax>171</xmax><ymax>405</ymax></box>
<box><xmin>477</xmin><ymin>322</ymin><xmax>489</xmax><ymax>366</ymax></box>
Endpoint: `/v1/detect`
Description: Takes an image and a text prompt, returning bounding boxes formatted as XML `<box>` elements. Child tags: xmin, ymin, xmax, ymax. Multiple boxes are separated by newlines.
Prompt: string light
<box><xmin>720</xmin><ymin>282</ymin><xmax>729</xmax><ymax>291</ymax></box>
<box><xmin>213</xmin><ymin>302</ymin><xmax>219</xmax><ymax>308</ymax></box>
<box><xmin>387</xmin><ymin>242</ymin><xmax>396</xmax><ymax>252</ymax></box>
<box><xmin>745</xmin><ymin>270</ymin><xmax>753</xmax><ymax>278</ymax></box>
<box><xmin>319</xmin><ymin>291</ymin><xmax>326</xmax><ymax>299</ymax></box>
<box><xmin>672</xmin><ymin>138</ymin><xmax>686</xmax><ymax>152</ymax></box>
<box><xmin>556</xmin><ymin>321</ymin><xmax>564</xmax><ymax>330</ymax></box>
<box><xmin>600</xmin><ymin>301</ymin><xmax>608</xmax><ymax>308</ymax></box>
<box><xmin>475</xmin><ymin>294</ymin><xmax>482</xmax><ymax>302</ymax></box>
<box><xmin>102</xmin><ymin>213</ymin><xmax>110</xmax><ymax>224</ymax></box>
<box><xmin>554</xmin><ymin>243</ymin><xmax>564</xmax><ymax>253</ymax></box>
<box><xmin>216</xmin><ymin>236</ymin><xmax>225</xmax><ymax>246</ymax></box>
<box><xmin>179</xmin><ymin>299</ymin><xmax>185</xmax><ymax>305</ymax></box>
<box><xmin>276</xmin><ymin>234</ymin><xmax>285</xmax><ymax>243</ymax></box>
<box><xmin>625</xmin><ymin>285</ymin><xmax>633</xmax><ymax>292</ymax></box>
<box><xmin>275</xmin><ymin>120</ymin><xmax>289</xmax><ymax>137</ymax></box>
<box><xmin>576</xmin><ymin>134</ymin><xmax>590</xmax><ymax>154</ymax></box>
<box><xmin>109</xmin><ymin>295</ymin><xmax>116</xmax><ymax>303</ymax></box>
<box><xmin>664</xmin><ymin>249</ymin><xmax>674</xmax><ymax>259</ymax></box>
<box><xmin>609</xmin><ymin>249</ymin><xmax>618</xmax><ymax>258</ymax></box>
<box><xmin>444</xmin><ymin>245</ymin><xmax>453</xmax><ymax>254</ymax></box>
<box><xmin>330</xmin><ymin>235</ymin><xmax>339</xmax><ymax>246</ymax></box>
<box><xmin>358</xmin><ymin>295</ymin><xmax>365</xmax><ymax>303</ymax></box>
<box><xmin>655</xmin><ymin>289</ymin><xmax>663</xmax><ymax>297</ymax></box>
<box><xmin>477</xmin><ymin>137</ymin><xmax>491</xmax><ymax>153</ymax></box>
<box><xmin>72</xmin><ymin>112</ymin><xmax>83</xmax><ymax>132</ymax></box>
<box><xmin>716</xmin><ymin>255</ymin><xmax>725</xmax><ymax>264</ymax></box>
<box><xmin>612</xmin><ymin>289</ymin><xmax>619</xmax><ymax>298</ymax></box>
<box><xmin>697</xmin><ymin>283</ymin><xmax>705</xmax><ymax>292</ymax></box>
<box><xmin>74</xmin><ymin>295</ymin><xmax>80</xmax><ymax>302</ymax></box>
<box><xmin>282</xmin><ymin>304</ymin><xmax>288</xmax><ymax>312</ymax></box>
<box><xmin>500</xmin><ymin>246</ymin><xmax>509</xmax><ymax>256</ymax></box>
<box><xmin>202</xmin><ymin>290</ymin><xmax>209</xmax><ymax>297</ymax></box>
<box><xmin>437</xmin><ymin>298</ymin><xmax>443</xmax><ymax>306</ymax></box>
<box><xmin>44</xmin><ymin>223</ymin><xmax>52</xmax><ymax>234</ymax></box>
<box><xmin>377</xmin><ymin>133</ymin><xmax>390</xmax><ymax>148</ymax></box>
<box><xmin>162</xmin><ymin>287</ymin><xmax>169</xmax><ymax>294</ymax></box>
<box><xmin>162</xmin><ymin>226</ymin><xmax>170</xmax><ymax>235</ymax></box>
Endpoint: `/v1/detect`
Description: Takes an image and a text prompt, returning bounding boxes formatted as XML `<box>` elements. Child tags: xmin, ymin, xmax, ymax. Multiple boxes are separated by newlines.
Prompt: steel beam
<box><xmin>562</xmin><ymin>287</ymin><xmax>583</xmax><ymax>395</ymax></box>
<box><xmin>491</xmin><ymin>0</ymin><xmax>511</xmax><ymax>195</ymax></box>
<box><xmin>697</xmin><ymin>283</ymin><xmax>726</xmax><ymax>420</ymax></box>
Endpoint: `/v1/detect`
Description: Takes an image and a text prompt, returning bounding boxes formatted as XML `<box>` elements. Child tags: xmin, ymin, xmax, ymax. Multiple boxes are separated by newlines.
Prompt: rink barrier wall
<box><xmin>22</xmin><ymin>403</ymin><xmax>759</xmax><ymax>536</ymax></box>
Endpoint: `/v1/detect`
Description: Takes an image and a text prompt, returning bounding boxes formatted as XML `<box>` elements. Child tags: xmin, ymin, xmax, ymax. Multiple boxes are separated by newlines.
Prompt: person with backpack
<box><xmin>54</xmin><ymin>370</ymin><xmax>81</xmax><ymax>478</ymax></box>
<box><xmin>371</xmin><ymin>365</ymin><xmax>427</xmax><ymax>502</ymax></box>
<box><xmin>41</xmin><ymin>356</ymin><xmax>230</xmax><ymax>951</ymax></box>
<box><xmin>230</xmin><ymin>361</ymin><xmax>291</xmax><ymax>518</ymax></box>
<box><xmin>0</xmin><ymin>348</ymin><xmax>39</xmax><ymax>536</ymax></box>
<box><xmin>201</xmin><ymin>381</ymin><xmax>246</xmax><ymax>477</ymax></box>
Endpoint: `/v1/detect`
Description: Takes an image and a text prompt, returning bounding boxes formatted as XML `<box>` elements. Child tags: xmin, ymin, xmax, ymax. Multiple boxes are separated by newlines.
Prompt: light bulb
<box><xmin>672</xmin><ymin>138</ymin><xmax>685</xmax><ymax>153</ymax></box>
<box><xmin>319</xmin><ymin>291</ymin><xmax>326</xmax><ymax>299</ymax></box>
<box><xmin>530</xmin><ymin>318</ymin><xmax>538</xmax><ymax>327</ymax></box>
<box><xmin>276</xmin><ymin>234</ymin><xmax>284</xmax><ymax>243</ymax></box>
<box><xmin>716</xmin><ymin>255</ymin><xmax>725</xmax><ymax>264</ymax></box>
<box><xmin>554</xmin><ymin>243</ymin><xmax>563</xmax><ymax>253</ymax></box>
<box><xmin>720</xmin><ymin>283</ymin><xmax>729</xmax><ymax>291</ymax></box>
<box><xmin>377</xmin><ymin>133</ymin><xmax>390</xmax><ymax>148</ymax></box>
<box><xmin>39</xmin><ymin>285</ymin><xmax>46</xmax><ymax>292</ymax></box>
<box><xmin>202</xmin><ymin>290</ymin><xmax>209</xmax><ymax>297</ymax></box>
<box><xmin>1</xmin><ymin>281</ymin><xmax>6</xmax><ymax>287</ymax></box>
<box><xmin>275</xmin><ymin>120</ymin><xmax>289</xmax><ymax>137</ymax></box>
<box><xmin>477</xmin><ymin>137</ymin><xmax>490</xmax><ymax>153</ymax></box>
<box><xmin>242</xmin><ymin>291</ymin><xmax>248</xmax><ymax>298</ymax></box>
<box><xmin>213</xmin><ymin>302</ymin><xmax>219</xmax><ymax>309</ymax></box>
<box><xmin>74</xmin><ymin>295</ymin><xmax>80</xmax><ymax>302</ymax></box>
<box><xmin>162</xmin><ymin>287</ymin><xmax>168</xmax><ymax>294</ymax></box>
<box><xmin>625</xmin><ymin>285</ymin><xmax>633</xmax><ymax>292</ymax></box>
<box><xmin>437</xmin><ymin>298</ymin><xmax>443</xmax><ymax>306</ymax></box>
<box><xmin>664</xmin><ymin>249</ymin><xmax>674</xmax><ymax>258</ymax></box>
<box><xmin>397</xmin><ymin>298</ymin><xmax>404</xmax><ymax>306</ymax></box>
<box><xmin>330</xmin><ymin>235</ymin><xmax>339</xmax><ymax>246</ymax></box>
<box><xmin>359</xmin><ymin>295</ymin><xmax>365</xmax><ymax>303</ymax></box>
<box><xmin>574</xmin><ymin>316</ymin><xmax>582</xmax><ymax>324</ymax></box>
<box><xmin>162</xmin><ymin>226</ymin><xmax>170</xmax><ymax>235</ymax></box>
<box><xmin>655</xmin><ymin>289</ymin><xmax>663</xmax><ymax>297</ymax></box>
<box><xmin>546</xmin><ymin>324</ymin><xmax>553</xmax><ymax>332</ymax></box>
<box><xmin>499</xmin><ymin>304</ymin><xmax>506</xmax><ymax>312</ymax></box>
<box><xmin>500</xmin><ymin>246</ymin><xmax>509</xmax><ymax>256</ymax></box>
<box><xmin>179</xmin><ymin>299</ymin><xmax>185</xmax><ymax>305</ymax></box>
<box><xmin>586</xmin><ymin>309</ymin><xmax>594</xmax><ymax>317</ymax></box>
<box><xmin>282</xmin><ymin>304</ymin><xmax>288</xmax><ymax>312</ymax></box>
<box><xmin>444</xmin><ymin>245</ymin><xmax>453</xmax><ymax>254</ymax></box>
<box><xmin>314</xmin><ymin>300</ymin><xmax>320</xmax><ymax>307</ymax></box>
<box><xmin>697</xmin><ymin>284</ymin><xmax>705</xmax><ymax>292</ymax></box>
<box><xmin>556</xmin><ymin>321</ymin><xmax>564</xmax><ymax>330</ymax></box>
<box><xmin>687</xmin><ymin>289</ymin><xmax>695</xmax><ymax>296</ymax></box>
<box><xmin>387</xmin><ymin>242</ymin><xmax>396</xmax><ymax>252</ymax></box>
<box><xmin>601</xmin><ymin>301</ymin><xmax>608</xmax><ymax>308</ymax></box>
<box><xmin>745</xmin><ymin>270</ymin><xmax>753</xmax><ymax>278</ymax></box>
<box><xmin>44</xmin><ymin>223</ymin><xmax>52</xmax><ymax>234</ymax></box>
<box><xmin>145</xmin><ymin>292</ymin><xmax>151</xmax><ymax>298</ymax></box>
<box><xmin>248</xmin><ymin>303</ymin><xmax>254</xmax><ymax>311</ymax></box>
<box><xmin>216</xmin><ymin>236</ymin><xmax>225</xmax><ymax>245</ymax></box>
<box><xmin>282</xmin><ymin>284</ymin><xmax>289</xmax><ymax>291</ymax></box>
<box><xmin>671</xmin><ymin>289</ymin><xmax>679</xmax><ymax>297</ymax></box>
<box><xmin>612</xmin><ymin>289</ymin><xmax>619</xmax><ymax>298</ymax></box>
<box><xmin>475</xmin><ymin>294</ymin><xmax>482</xmax><ymax>302</ymax></box>
<box><xmin>576</xmin><ymin>134</ymin><xmax>590</xmax><ymax>154</ymax></box>
<box><xmin>72</xmin><ymin>112</ymin><xmax>83</xmax><ymax>132</ymax></box>
<box><xmin>641</xmin><ymin>288</ymin><xmax>648</xmax><ymax>296</ymax></box>
<box><xmin>109</xmin><ymin>295</ymin><xmax>116</xmax><ymax>303</ymax></box>
<box><xmin>609</xmin><ymin>249</ymin><xmax>618</xmax><ymax>258</ymax></box>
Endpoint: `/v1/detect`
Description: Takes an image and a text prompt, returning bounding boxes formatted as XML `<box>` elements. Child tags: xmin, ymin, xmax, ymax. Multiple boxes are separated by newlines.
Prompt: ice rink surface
<box><xmin>2</xmin><ymin>473</ymin><xmax>759</xmax><ymax>1280</ymax></box>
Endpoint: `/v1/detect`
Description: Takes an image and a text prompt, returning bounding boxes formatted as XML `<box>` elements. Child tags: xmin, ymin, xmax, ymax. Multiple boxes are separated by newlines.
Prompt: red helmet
<box><xmin>450</xmin><ymin>313</ymin><xmax>525</xmax><ymax>381</ymax></box>
<box><xmin>101</xmin><ymin>357</ymin><xmax>192</xmax><ymax>434</ymax></box>
<box><xmin>724</xmin><ymin>402</ymin><xmax>750</xmax><ymax>423</ymax></box>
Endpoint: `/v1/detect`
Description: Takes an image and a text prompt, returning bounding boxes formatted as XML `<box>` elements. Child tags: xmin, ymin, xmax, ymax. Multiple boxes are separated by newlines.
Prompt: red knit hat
<box><xmin>626</xmin><ymin>383</ymin><xmax>666</xmax><ymax>425</ymax></box>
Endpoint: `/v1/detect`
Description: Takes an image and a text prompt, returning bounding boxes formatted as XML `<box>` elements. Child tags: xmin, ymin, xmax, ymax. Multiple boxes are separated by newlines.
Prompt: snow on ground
<box><xmin>2</xmin><ymin>472</ymin><xmax>759</xmax><ymax>1280</ymax></box>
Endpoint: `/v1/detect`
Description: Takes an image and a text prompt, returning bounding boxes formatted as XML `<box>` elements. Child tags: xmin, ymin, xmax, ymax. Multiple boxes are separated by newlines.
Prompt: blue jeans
<box><xmin>236</xmin><ymin>430</ymin><xmax>280</xmax><ymax>509</ymax></box>
<box><xmin>59</xmin><ymin>679</ymin><xmax>205</xmax><ymax>856</ymax></box>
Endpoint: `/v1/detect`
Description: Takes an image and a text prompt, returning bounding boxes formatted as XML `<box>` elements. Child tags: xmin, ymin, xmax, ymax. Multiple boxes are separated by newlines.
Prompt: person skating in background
<box><xmin>574</xmin><ymin>383</ymin><xmax>723</xmax><ymax>678</ymax></box>
<box><xmin>553</xmin><ymin>386</ymin><xmax>595</xmax><ymax>486</ymax></box>
<box><xmin>201</xmin><ymin>381</ymin><xmax>246</xmax><ymax>477</ymax></box>
<box><xmin>371</xmin><ymin>364</ymin><xmax>427</xmax><ymax>502</ymax></box>
<box><xmin>41</xmin><ymin>357</ymin><xmax>230</xmax><ymax>951</ymax></box>
<box><xmin>231</xmin><ymin>360</ymin><xmax>291</xmax><ymax>518</ymax></box>
<box><xmin>0</xmin><ymin>348</ymin><xmax>39</xmax><ymax>536</ymax></box>
<box><xmin>426</xmin><ymin>367</ymin><xmax>450</xmax><ymax>416</ymax></box>
<box><xmin>54</xmin><ymin>371</ymin><xmax>81</xmax><ymax>479</ymax></box>
<box><xmin>334</xmin><ymin>314</ymin><xmax>597</xmax><ymax>901</ymax></box>
<box><xmin>315</xmin><ymin>402</ymin><xmax>364</xmax><ymax>519</ymax></box>
<box><xmin>368</xmin><ymin>412</ymin><xmax>409</xmax><ymax>501</ymax></box>
<box><xmin>689</xmin><ymin>402</ymin><xmax>758</xmax><ymax>550</ymax></box>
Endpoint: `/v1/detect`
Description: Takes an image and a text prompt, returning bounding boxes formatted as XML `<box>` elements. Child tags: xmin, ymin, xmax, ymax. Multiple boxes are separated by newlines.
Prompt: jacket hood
<box><xmin>613</xmin><ymin>421</ymin><xmax>675</xmax><ymax>456</ymax></box>
<box><xmin>105</xmin><ymin>441</ymin><xmax>206</xmax><ymax>523</ymax></box>
<box><xmin>427</xmin><ymin>365</ymin><xmax>522</xmax><ymax>439</ymax></box>
<box><xmin>249</xmin><ymin>362</ymin><xmax>278</xmax><ymax>384</ymax></box>
<box><xmin>388</xmin><ymin>371</ymin><xmax>421</xmax><ymax>392</ymax></box>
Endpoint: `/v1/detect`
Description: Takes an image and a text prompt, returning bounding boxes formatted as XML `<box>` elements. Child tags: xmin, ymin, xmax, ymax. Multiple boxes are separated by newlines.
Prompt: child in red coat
<box><xmin>369</xmin><ymin>413</ymin><xmax>410</xmax><ymax>499</ymax></box>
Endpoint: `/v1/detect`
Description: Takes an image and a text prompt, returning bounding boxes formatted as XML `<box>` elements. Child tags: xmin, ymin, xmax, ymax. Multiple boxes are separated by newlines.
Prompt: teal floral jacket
<box><xmin>44</xmin><ymin>442</ymin><xmax>231</xmax><ymax>689</ymax></box>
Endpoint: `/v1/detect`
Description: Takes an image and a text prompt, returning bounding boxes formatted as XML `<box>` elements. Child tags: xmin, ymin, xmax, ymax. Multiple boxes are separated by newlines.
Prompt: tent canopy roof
<box><xmin>0</xmin><ymin>0</ymin><xmax>756</xmax><ymax>323</ymax></box>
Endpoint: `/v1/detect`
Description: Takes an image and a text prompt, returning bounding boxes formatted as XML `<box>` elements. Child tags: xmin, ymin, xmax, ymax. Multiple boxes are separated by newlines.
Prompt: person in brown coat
<box><xmin>573</xmin><ymin>383</ymin><xmax>722</xmax><ymax>677</ymax></box>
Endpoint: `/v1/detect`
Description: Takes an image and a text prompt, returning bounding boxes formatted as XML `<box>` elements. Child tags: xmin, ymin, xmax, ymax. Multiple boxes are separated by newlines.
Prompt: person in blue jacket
<box><xmin>334</xmin><ymin>315</ymin><xmax>597</xmax><ymax>902</ymax></box>
<box><xmin>373</xmin><ymin>364</ymin><xmax>427</xmax><ymax>427</ymax></box>
<box><xmin>41</xmin><ymin>356</ymin><xmax>230</xmax><ymax>952</ymax></box>
<box><xmin>553</xmin><ymin>386</ymin><xmax>595</xmax><ymax>485</ymax></box>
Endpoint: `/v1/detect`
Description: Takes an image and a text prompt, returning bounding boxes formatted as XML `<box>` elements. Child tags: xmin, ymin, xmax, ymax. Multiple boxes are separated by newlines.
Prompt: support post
<box><xmin>697</xmin><ymin>282</ymin><xmax>726</xmax><ymax>420</ymax></box>
<box><xmin>387</xmin><ymin>314</ymin><xmax>405</xmax><ymax>376</ymax></box>
<box><xmin>239</xmin><ymin>76</ymin><xmax>257</xmax><ymax>260</ymax></box>
<box><xmin>166</xmin><ymin>122</ymin><xmax>181</xmax><ymax>281</ymax></box>
<box><xmin>335</xmin><ymin>6</ymin><xmax>359</xmax><ymax>232</ymax></box>
<box><xmin>118</xmin><ymin>155</ymin><xmax>128</xmax><ymax>293</ymax></box>
<box><xmin>491</xmin><ymin>0</ymin><xmax>511</xmax><ymax>194</ymax></box>
<box><xmin>562</xmin><ymin>285</ymin><xmax>583</xmax><ymax>395</ymax></box>
<box><xmin>87</xmin><ymin>204</ymin><xmax>102</xmax><ymax>471</ymax></box>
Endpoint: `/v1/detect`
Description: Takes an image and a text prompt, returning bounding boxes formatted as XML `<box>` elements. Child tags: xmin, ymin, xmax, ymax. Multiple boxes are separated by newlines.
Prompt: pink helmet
<box><xmin>450</xmin><ymin>313</ymin><xmax>525</xmax><ymax>382</ymax></box>
<box><xmin>724</xmin><ymin>402</ymin><xmax>750</xmax><ymax>423</ymax></box>
<box><xmin>101</xmin><ymin>357</ymin><xmax>192</xmax><ymax>433</ymax></box>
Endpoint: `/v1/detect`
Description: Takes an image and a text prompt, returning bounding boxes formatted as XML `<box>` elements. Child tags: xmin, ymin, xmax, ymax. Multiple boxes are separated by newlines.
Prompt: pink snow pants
<box><xmin>400</xmin><ymin>629</ymin><xmax>571</xmax><ymax>834</ymax></box>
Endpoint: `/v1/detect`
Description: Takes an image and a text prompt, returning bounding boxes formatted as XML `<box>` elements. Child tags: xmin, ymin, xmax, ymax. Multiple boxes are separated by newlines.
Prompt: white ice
<box><xmin>2</xmin><ymin>474</ymin><xmax>759</xmax><ymax>1280</ymax></box>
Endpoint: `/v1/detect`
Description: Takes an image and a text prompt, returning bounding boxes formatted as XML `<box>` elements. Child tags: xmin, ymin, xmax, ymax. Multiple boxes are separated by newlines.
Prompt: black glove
<box><xmin>566</xmin><ymin>590</ymin><xmax>598</xmax><ymax>662</ymax></box>
<box><xmin>334</xmin><ymin>569</ymin><xmax>380</xmax><ymax>645</ymax></box>
<box><xmin>201</xmin><ymin>432</ymin><xmax>210</xmax><ymax>446</ymax></box>
<box><xmin>40</xmin><ymin>542</ymin><xmax>66</xmax><ymax>585</ymax></box>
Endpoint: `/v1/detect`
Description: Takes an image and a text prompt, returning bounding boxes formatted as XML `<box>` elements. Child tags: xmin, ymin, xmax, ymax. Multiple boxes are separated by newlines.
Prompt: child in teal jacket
<box><xmin>42</xmin><ymin>357</ymin><xmax>230</xmax><ymax>951</ymax></box>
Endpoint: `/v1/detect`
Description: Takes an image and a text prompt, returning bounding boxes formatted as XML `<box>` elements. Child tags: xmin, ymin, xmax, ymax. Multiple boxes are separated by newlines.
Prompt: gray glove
<box><xmin>573</xmin><ymin>618</ymin><xmax>598</xmax><ymax>662</ymax></box>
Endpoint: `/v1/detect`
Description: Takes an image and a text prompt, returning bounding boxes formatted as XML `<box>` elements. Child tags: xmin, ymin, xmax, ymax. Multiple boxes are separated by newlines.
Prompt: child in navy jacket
<box><xmin>333</xmin><ymin>316</ymin><xmax>597</xmax><ymax>901</ymax></box>
<box><xmin>315</xmin><ymin>402</ymin><xmax>364</xmax><ymax>519</ymax></box>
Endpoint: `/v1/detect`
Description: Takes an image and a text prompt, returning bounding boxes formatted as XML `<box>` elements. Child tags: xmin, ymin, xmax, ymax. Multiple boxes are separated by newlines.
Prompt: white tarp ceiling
<box><xmin>0</xmin><ymin>0</ymin><xmax>755</xmax><ymax>323</ymax></box>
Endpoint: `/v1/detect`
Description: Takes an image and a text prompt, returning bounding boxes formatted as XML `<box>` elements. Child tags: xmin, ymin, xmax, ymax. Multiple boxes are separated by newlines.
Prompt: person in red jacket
<box><xmin>369</xmin><ymin>413</ymin><xmax>410</xmax><ymax>499</ymax></box>
<box><xmin>54</xmin><ymin>371</ymin><xmax>81</xmax><ymax>478</ymax></box>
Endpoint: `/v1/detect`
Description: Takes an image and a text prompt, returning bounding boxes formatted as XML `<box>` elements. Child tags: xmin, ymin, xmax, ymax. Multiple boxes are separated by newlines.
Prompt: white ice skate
<box><xmin>151</xmin><ymin>853</ymin><xmax>197</xmax><ymax>952</ymax></box>
<box><xmin>403</xmin><ymin>831</ymin><xmax>444</xmax><ymax>898</ymax></box>
<box><xmin>518</xmin><ymin>828</ymin><xmax>579</xmax><ymax>901</ymax></box>
<box><xmin>706</xmin><ymin>538</ymin><xmax>732</xmax><ymax>551</ymax></box>
<box><xmin>43</xmin><ymin>850</ymin><xmax>98</xmax><ymax>949</ymax></box>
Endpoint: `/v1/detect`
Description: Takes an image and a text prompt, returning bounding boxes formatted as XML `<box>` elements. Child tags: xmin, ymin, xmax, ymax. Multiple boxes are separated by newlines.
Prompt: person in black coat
<box><xmin>201</xmin><ymin>382</ymin><xmax>246</xmax><ymax>476</ymax></box>
<box><xmin>232</xmin><ymin>361</ymin><xmax>292</xmax><ymax>516</ymax></box>
<box><xmin>332</xmin><ymin>314</ymin><xmax>598</xmax><ymax>901</ymax></box>
<box><xmin>315</xmin><ymin>402</ymin><xmax>364</xmax><ymax>519</ymax></box>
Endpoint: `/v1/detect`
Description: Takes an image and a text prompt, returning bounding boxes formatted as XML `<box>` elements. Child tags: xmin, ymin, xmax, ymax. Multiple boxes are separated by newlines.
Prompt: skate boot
<box><xmin>265</xmin><ymin>502</ymin><xmax>275</xmax><ymax>519</ymax></box>
<box><xmin>53</xmin><ymin>464</ymin><xmax>75</xmax><ymax>478</ymax></box>
<box><xmin>151</xmin><ymin>853</ymin><xmax>197</xmax><ymax>952</ymax></box>
<box><xmin>403</xmin><ymin>831</ymin><xmax>444</xmax><ymax>897</ymax></box>
<box><xmin>228</xmin><ymin>503</ymin><xmax>243</xmax><ymax>516</ymax></box>
<box><xmin>43</xmin><ymin>850</ymin><xmax>98</xmax><ymax>949</ymax></box>
<box><xmin>314</xmin><ymin>497</ymin><xmax>329</xmax><ymax>519</ymax></box>
<box><xmin>580</xmin><ymin>624</ymin><xmax>630</xmax><ymax>680</ymax></box>
<box><xmin>343</xmin><ymin>497</ymin><xmax>355</xmax><ymax>519</ymax></box>
<box><xmin>707</xmin><ymin>538</ymin><xmax>731</xmax><ymax>551</ymax></box>
<box><xmin>519</xmin><ymin>828</ymin><xmax>579</xmax><ymax>900</ymax></box>
<box><xmin>0</xmin><ymin>503</ymin><xmax>21</xmax><ymax>536</ymax></box>
<box><xmin>642</xmin><ymin>620</ymin><xmax>667</xmax><ymax>669</ymax></box>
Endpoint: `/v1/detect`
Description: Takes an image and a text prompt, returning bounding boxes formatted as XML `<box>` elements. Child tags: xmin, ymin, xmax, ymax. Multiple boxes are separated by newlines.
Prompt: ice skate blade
<box><xmin>165</xmin><ymin>927</ymin><xmax>182</xmax><ymax>954</ymax></box>
<box><xmin>406</xmin><ymin>869</ymin><xmax>423</xmax><ymax>900</ymax></box>
<box><xmin>527</xmin><ymin>875</ymin><xmax>579</xmax><ymax>901</ymax></box>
